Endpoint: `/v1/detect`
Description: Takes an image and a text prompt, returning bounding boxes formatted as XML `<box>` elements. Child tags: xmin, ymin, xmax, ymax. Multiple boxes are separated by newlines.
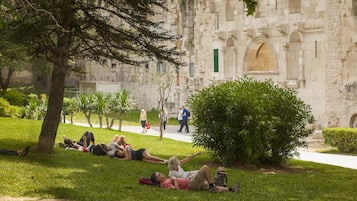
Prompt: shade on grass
<box><xmin>0</xmin><ymin>117</ymin><xmax>356</xmax><ymax>201</ymax></box>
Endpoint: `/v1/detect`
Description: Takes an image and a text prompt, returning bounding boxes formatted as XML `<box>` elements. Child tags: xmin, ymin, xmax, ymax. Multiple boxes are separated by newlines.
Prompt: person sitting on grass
<box><xmin>151</xmin><ymin>165</ymin><xmax>240</xmax><ymax>192</ymax></box>
<box><xmin>168</xmin><ymin>152</ymin><xmax>202</xmax><ymax>179</ymax></box>
<box><xmin>0</xmin><ymin>146</ymin><xmax>30</xmax><ymax>157</ymax></box>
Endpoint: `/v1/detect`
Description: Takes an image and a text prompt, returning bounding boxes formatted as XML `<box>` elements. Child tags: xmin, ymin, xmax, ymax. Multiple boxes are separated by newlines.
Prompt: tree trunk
<box><xmin>98</xmin><ymin>114</ymin><xmax>102</xmax><ymax>128</ymax></box>
<box><xmin>105</xmin><ymin>114</ymin><xmax>110</xmax><ymax>128</ymax></box>
<box><xmin>37</xmin><ymin>3</ymin><xmax>74</xmax><ymax>153</ymax></box>
<box><xmin>84</xmin><ymin>112</ymin><xmax>93</xmax><ymax>127</ymax></box>
<box><xmin>70</xmin><ymin>114</ymin><xmax>73</xmax><ymax>124</ymax></box>
<box><xmin>37</xmin><ymin>55</ymin><xmax>69</xmax><ymax>153</ymax></box>
<box><xmin>0</xmin><ymin>68</ymin><xmax>14</xmax><ymax>91</ymax></box>
<box><xmin>159</xmin><ymin>103</ymin><xmax>164</xmax><ymax>140</ymax></box>
<box><xmin>109</xmin><ymin>118</ymin><xmax>115</xmax><ymax>129</ymax></box>
<box><xmin>109</xmin><ymin>113</ymin><xmax>118</xmax><ymax>129</ymax></box>
<box><xmin>0</xmin><ymin>70</ymin><xmax>3</xmax><ymax>90</ymax></box>
<box><xmin>62</xmin><ymin>112</ymin><xmax>66</xmax><ymax>123</ymax></box>
<box><xmin>118</xmin><ymin>112</ymin><xmax>123</xmax><ymax>132</ymax></box>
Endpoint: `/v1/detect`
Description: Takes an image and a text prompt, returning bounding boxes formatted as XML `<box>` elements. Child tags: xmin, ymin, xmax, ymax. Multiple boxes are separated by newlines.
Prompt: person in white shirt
<box><xmin>168</xmin><ymin>152</ymin><xmax>201</xmax><ymax>179</ymax></box>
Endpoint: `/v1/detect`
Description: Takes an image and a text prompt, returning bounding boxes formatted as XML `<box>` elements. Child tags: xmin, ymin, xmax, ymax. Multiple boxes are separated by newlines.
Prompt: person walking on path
<box><xmin>139</xmin><ymin>108</ymin><xmax>148</xmax><ymax>133</ymax></box>
<box><xmin>177</xmin><ymin>106</ymin><xmax>189</xmax><ymax>133</ymax></box>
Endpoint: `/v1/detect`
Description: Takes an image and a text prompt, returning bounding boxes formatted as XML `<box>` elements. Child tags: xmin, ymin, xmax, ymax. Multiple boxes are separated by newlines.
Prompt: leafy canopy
<box><xmin>1</xmin><ymin>0</ymin><xmax>182</xmax><ymax>66</ymax></box>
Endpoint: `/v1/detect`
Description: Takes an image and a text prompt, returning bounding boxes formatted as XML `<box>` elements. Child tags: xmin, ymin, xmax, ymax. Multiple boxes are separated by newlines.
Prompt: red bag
<box><xmin>138</xmin><ymin>177</ymin><xmax>153</xmax><ymax>185</ymax></box>
<box><xmin>145</xmin><ymin>122</ymin><xmax>151</xmax><ymax>129</ymax></box>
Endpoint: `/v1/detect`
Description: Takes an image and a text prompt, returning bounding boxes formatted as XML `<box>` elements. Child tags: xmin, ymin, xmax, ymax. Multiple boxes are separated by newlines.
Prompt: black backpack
<box><xmin>187</xmin><ymin>111</ymin><xmax>191</xmax><ymax>117</ymax></box>
<box><xmin>91</xmin><ymin>144</ymin><xmax>108</xmax><ymax>156</ymax></box>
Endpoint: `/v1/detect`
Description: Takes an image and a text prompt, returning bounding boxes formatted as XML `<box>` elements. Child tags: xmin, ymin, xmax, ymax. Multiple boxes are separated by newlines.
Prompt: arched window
<box><xmin>244</xmin><ymin>40</ymin><xmax>277</xmax><ymax>72</ymax></box>
<box><xmin>287</xmin><ymin>31</ymin><xmax>302</xmax><ymax>80</ymax></box>
<box><xmin>224</xmin><ymin>38</ymin><xmax>236</xmax><ymax>79</ymax></box>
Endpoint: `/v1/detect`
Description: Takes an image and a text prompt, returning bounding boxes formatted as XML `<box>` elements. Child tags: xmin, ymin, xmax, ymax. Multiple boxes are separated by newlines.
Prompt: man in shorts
<box><xmin>151</xmin><ymin>165</ymin><xmax>240</xmax><ymax>192</ymax></box>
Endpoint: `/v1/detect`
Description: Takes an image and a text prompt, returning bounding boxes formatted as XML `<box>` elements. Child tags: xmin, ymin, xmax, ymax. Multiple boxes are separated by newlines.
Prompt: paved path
<box><xmin>75</xmin><ymin>123</ymin><xmax>357</xmax><ymax>170</ymax></box>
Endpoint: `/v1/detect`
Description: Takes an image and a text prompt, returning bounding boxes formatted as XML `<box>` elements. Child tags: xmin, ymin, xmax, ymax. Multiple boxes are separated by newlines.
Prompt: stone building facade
<box><xmin>77</xmin><ymin>0</ymin><xmax>357</xmax><ymax>128</ymax></box>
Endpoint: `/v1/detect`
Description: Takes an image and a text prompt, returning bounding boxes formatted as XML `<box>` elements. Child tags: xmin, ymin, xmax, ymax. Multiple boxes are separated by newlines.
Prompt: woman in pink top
<box><xmin>151</xmin><ymin>165</ymin><xmax>240</xmax><ymax>192</ymax></box>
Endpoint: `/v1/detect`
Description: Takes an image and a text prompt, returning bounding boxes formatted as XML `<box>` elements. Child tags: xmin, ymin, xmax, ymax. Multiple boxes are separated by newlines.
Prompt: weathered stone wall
<box><xmin>79</xmin><ymin>0</ymin><xmax>357</xmax><ymax>128</ymax></box>
<box><xmin>183</xmin><ymin>0</ymin><xmax>357</xmax><ymax>128</ymax></box>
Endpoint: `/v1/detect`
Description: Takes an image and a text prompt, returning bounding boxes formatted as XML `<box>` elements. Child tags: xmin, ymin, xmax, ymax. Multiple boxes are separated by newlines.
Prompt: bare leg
<box><xmin>215</xmin><ymin>185</ymin><xmax>229</xmax><ymax>192</ymax></box>
<box><xmin>112</xmin><ymin>135</ymin><xmax>119</xmax><ymax>142</ymax></box>
<box><xmin>200</xmin><ymin>165</ymin><xmax>229</xmax><ymax>192</ymax></box>
<box><xmin>142</xmin><ymin>158</ymin><xmax>165</xmax><ymax>164</ymax></box>
<box><xmin>82</xmin><ymin>135</ymin><xmax>88</xmax><ymax>148</ymax></box>
<box><xmin>200</xmin><ymin>165</ymin><xmax>213</xmax><ymax>184</ymax></box>
<box><xmin>142</xmin><ymin>151</ymin><xmax>166</xmax><ymax>163</ymax></box>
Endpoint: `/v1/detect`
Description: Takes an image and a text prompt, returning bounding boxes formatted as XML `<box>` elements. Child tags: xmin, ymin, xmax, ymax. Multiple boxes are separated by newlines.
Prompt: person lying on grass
<box><xmin>62</xmin><ymin>133</ymin><xmax>110</xmax><ymax>156</ymax></box>
<box><xmin>109</xmin><ymin>146</ymin><xmax>167</xmax><ymax>164</ymax></box>
<box><xmin>151</xmin><ymin>165</ymin><xmax>240</xmax><ymax>192</ymax></box>
<box><xmin>61</xmin><ymin>131</ymin><xmax>96</xmax><ymax>152</ymax></box>
<box><xmin>109</xmin><ymin>135</ymin><xmax>167</xmax><ymax>164</ymax></box>
<box><xmin>108</xmin><ymin>135</ymin><xmax>132</xmax><ymax>157</ymax></box>
<box><xmin>0</xmin><ymin>146</ymin><xmax>30</xmax><ymax>157</ymax></box>
<box><xmin>110</xmin><ymin>147</ymin><xmax>168</xmax><ymax>164</ymax></box>
<box><xmin>168</xmin><ymin>152</ymin><xmax>202</xmax><ymax>179</ymax></box>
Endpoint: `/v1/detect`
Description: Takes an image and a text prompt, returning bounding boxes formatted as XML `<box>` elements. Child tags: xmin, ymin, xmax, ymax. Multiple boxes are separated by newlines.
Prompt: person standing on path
<box><xmin>139</xmin><ymin>108</ymin><xmax>148</xmax><ymax>133</ymax></box>
<box><xmin>177</xmin><ymin>106</ymin><xmax>189</xmax><ymax>133</ymax></box>
<box><xmin>177</xmin><ymin>107</ymin><xmax>183</xmax><ymax>128</ymax></box>
<box><xmin>159</xmin><ymin>109</ymin><xmax>168</xmax><ymax>130</ymax></box>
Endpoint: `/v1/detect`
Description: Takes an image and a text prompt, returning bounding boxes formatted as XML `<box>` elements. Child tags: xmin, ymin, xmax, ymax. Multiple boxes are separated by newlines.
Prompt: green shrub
<box><xmin>0</xmin><ymin>89</ymin><xmax>25</xmax><ymax>106</ymax></box>
<box><xmin>323</xmin><ymin>128</ymin><xmax>357</xmax><ymax>153</ymax></box>
<box><xmin>22</xmin><ymin>93</ymin><xmax>47</xmax><ymax>120</ymax></box>
<box><xmin>0</xmin><ymin>97</ymin><xmax>19</xmax><ymax>117</ymax></box>
<box><xmin>188</xmin><ymin>77</ymin><xmax>315</xmax><ymax>165</ymax></box>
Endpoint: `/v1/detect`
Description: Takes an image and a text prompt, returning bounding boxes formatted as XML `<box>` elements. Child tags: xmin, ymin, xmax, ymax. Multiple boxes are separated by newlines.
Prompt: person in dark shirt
<box><xmin>0</xmin><ymin>146</ymin><xmax>30</xmax><ymax>157</ymax></box>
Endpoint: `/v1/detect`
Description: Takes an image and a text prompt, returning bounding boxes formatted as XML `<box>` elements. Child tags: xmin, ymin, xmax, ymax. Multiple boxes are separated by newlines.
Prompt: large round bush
<box><xmin>188</xmin><ymin>77</ymin><xmax>314</xmax><ymax>165</ymax></box>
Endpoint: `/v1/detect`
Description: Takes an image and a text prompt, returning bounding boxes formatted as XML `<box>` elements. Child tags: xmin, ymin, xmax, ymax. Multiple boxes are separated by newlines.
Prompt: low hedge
<box><xmin>0</xmin><ymin>97</ymin><xmax>20</xmax><ymax>117</ymax></box>
<box><xmin>322</xmin><ymin>128</ymin><xmax>357</xmax><ymax>153</ymax></box>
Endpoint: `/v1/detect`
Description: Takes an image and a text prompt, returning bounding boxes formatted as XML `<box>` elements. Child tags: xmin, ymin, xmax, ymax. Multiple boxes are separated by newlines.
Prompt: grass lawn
<box><xmin>0</xmin><ymin>117</ymin><xmax>357</xmax><ymax>201</ymax></box>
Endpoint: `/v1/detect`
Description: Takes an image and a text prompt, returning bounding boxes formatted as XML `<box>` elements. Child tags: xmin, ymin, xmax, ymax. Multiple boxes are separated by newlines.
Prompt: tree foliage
<box><xmin>188</xmin><ymin>77</ymin><xmax>315</xmax><ymax>165</ymax></box>
<box><xmin>1</xmin><ymin>0</ymin><xmax>183</xmax><ymax>153</ymax></box>
<box><xmin>0</xmin><ymin>39</ymin><xmax>29</xmax><ymax>91</ymax></box>
<box><xmin>242</xmin><ymin>0</ymin><xmax>257</xmax><ymax>16</ymax></box>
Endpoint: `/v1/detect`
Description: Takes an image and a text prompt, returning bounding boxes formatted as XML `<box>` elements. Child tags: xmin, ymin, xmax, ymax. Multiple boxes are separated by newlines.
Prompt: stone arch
<box><xmin>244</xmin><ymin>38</ymin><xmax>278</xmax><ymax>72</ymax></box>
<box><xmin>287</xmin><ymin>31</ymin><xmax>302</xmax><ymax>80</ymax></box>
<box><xmin>224</xmin><ymin>37</ymin><xmax>236</xmax><ymax>79</ymax></box>
<box><xmin>349</xmin><ymin>114</ymin><xmax>357</xmax><ymax>128</ymax></box>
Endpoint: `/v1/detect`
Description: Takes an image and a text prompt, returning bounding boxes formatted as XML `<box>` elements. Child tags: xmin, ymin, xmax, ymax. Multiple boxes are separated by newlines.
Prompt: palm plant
<box><xmin>75</xmin><ymin>94</ymin><xmax>95</xmax><ymax>127</ymax></box>
<box><xmin>109</xmin><ymin>89</ymin><xmax>135</xmax><ymax>131</ymax></box>
<box><xmin>62</xmin><ymin>97</ymin><xmax>77</xmax><ymax>124</ymax></box>
<box><xmin>93</xmin><ymin>93</ymin><xmax>111</xmax><ymax>128</ymax></box>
